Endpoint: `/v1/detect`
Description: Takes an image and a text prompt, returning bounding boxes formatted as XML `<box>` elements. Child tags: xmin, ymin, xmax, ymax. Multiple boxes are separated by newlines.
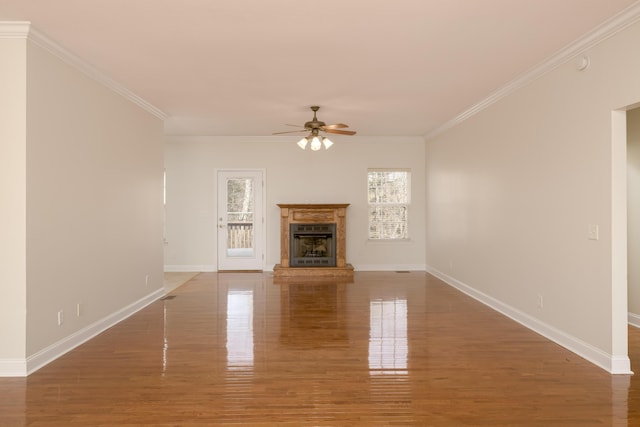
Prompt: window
<box><xmin>367</xmin><ymin>169</ymin><xmax>410</xmax><ymax>239</ymax></box>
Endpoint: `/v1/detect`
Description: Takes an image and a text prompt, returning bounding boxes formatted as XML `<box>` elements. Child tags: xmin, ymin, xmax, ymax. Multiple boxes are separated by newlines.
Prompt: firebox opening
<box><xmin>290</xmin><ymin>223</ymin><xmax>336</xmax><ymax>267</ymax></box>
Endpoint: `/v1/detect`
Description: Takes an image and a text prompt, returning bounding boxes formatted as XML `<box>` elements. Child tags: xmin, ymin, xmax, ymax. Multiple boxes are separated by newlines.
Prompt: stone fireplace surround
<box><xmin>273</xmin><ymin>204</ymin><xmax>354</xmax><ymax>279</ymax></box>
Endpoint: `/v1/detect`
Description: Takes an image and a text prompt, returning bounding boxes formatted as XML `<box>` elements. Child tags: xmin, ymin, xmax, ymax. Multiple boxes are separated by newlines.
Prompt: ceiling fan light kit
<box><xmin>274</xmin><ymin>106</ymin><xmax>356</xmax><ymax>151</ymax></box>
<box><xmin>297</xmin><ymin>131</ymin><xmax>334</xmax><ymax>151</ymax></box>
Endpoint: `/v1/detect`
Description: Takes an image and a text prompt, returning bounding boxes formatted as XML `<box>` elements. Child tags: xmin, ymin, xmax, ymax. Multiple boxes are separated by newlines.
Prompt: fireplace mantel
<box><xmin>273</xmin><ymin>204</ymin><xmax>354</xmax><ymax>279</ymax></box>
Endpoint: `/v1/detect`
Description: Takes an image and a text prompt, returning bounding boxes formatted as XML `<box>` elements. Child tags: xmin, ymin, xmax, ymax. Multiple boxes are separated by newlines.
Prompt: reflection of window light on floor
<box><xmin>226</xmin><ymin>290</ymin><xmax>254</xmax><ymax>370</ymax></box>
<box><xmin>369</xmin><ymin>299</ymin><xmax>408</xmax><ymax>375</ymax></box>
<box><xmin>162</xmin><ymin>302</ymin><xmax>169</xmax><ymax>374</ymax></box>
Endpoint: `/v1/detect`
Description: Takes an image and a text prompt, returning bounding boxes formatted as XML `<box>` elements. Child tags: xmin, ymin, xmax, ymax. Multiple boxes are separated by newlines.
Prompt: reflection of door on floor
<box><xmin>217</xmin><ymin>170</ymin><xmax>264</xmax><ymax>270</ymax></box>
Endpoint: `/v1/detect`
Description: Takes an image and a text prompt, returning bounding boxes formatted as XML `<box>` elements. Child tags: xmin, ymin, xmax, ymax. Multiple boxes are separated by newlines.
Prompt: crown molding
<box><xmin>0</xmin><ymin>21</ymin><xmax>30</xmax><ymax>37</ymax></box>
<box><xmin>424</xmin><ymin>1</ymin><xmax>640</xmax><ymax>140</ymax></box>
<box><xmin>0</xmin><ymin>21</ymin><xmax>167</xmax><ymax>121</ymax></box>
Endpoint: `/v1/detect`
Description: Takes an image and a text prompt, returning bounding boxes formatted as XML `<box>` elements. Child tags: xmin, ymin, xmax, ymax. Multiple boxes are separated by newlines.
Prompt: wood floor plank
<box><xmin>0</xmin><ymin>271</ymin><xmax>638</xmax><ymax>426</ymax></box>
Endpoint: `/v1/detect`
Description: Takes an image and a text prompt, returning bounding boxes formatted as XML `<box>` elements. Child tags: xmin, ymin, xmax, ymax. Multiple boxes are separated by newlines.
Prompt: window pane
<box><xmin>226</xmin><ymin>178</ymin><xmax>254</xmax><ymax>222</ymax></box>
<box><xmin>368</xmin><ymin>171</ymin><xmax>408</xmax><ymax>203</ymax></box>
<box><xmin>367</xmin><ymin>170</ymin><xmax>410</xmax><ymax>239</ymax></box>
<box><xmin>226</xmin><ymin>178</ymin><xmax>254</xmax><ymax>256</ymax></box>
<box><xmin>368</xmin><ymin>205</ymin><xmax>408</xmax><ymax>239</ymax></box>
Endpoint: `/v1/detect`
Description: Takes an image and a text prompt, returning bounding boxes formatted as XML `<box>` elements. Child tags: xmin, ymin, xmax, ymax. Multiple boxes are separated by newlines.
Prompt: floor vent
<box><xmin>395</xmin><ymin>271</ymin><xmax>410</xmax><ymax>273</ymax></box>
<box><xmin>161</xmin><ymin>295</ymin><xmax>177</xmax><ymax>300</ymax></box>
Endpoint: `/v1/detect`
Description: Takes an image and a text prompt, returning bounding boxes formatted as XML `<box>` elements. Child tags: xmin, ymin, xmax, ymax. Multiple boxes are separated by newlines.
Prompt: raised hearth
<box><xmin>273</xmin><ymin>204</ymin><xmax>354</xmax><ymax>279</ymax></box>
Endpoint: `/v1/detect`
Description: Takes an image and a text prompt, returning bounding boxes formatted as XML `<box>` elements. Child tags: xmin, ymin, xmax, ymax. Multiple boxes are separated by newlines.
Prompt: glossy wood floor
<box><xmin>1</xmin><ymin>272</ymin><xmax>638</xmax><ymax>426</ymax></box>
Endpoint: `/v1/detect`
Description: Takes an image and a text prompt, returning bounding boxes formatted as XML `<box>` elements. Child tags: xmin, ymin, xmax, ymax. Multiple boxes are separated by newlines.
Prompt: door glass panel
<box><xmin>226</xmin><ymin>178</ymin><xmax>254</xmax><ymax>258</ymax></box>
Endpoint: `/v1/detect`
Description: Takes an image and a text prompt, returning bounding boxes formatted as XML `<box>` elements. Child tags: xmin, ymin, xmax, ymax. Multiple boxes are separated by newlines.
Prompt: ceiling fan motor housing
<box><xmin>305</xmin><ymin>106</ymin><xmax>324</xmax><ymax>129</ymax></box>
<box><xmin>304</xmin><ymin>119</ymin><xmax>325</xmax><ymax>129</ymax></box>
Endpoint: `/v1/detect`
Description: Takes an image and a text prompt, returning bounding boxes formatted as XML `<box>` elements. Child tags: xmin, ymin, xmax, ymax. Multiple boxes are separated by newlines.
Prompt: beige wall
<box><xmin>425</xmin><ymin>19</ymin><xmax>640</xmax><ymax>373</ymax></box>
<box><xmin>164</xmin><ymin>136</ymin><xmax>426</xmax><ymax>271</ymax></box>
<box><xmin>23</xmin><ymin>40</ymin><xmax>165</xmax><ymax>357</ymax></box>
<box><xmin>628</xmin><ymin>108</ymin><xmax>640</xmax><ymax>320</ymax></box>
<box><xmin>0</xmin><ymin>28</ymin><xmax>165</xmax><ymax>376</ymax></box>
<box><xmin>0</xmin><ymin>38</ymin><xmax>27</xmax><ymax>362</ymax></box>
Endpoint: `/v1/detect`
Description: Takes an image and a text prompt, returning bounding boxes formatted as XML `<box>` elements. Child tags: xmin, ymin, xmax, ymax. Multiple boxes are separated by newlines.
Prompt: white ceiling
<box><xmin>1</xmin><ymin>0</ymin><xmax>638</xmax><ymax>137</ymax></box>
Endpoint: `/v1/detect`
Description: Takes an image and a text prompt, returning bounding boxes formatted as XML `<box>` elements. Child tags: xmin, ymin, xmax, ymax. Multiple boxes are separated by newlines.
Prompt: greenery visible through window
<box><xmin>368</xmin><ymin>169</ymin><xmax>410</xmax><ymax>239</ymax></box>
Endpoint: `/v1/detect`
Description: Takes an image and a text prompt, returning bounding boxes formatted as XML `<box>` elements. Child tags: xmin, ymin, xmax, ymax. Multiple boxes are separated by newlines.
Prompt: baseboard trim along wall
<box><xmin>0</xmin><ymin>359</ymin><xmax>29</xmax><ymax>377</ymax></box>
<box><xmin>166</xmin><ymin>264</ymin><xmax>428</xmax><ymax>273</ymax></box>
<box><xmin>164</xmin><ymin>265</ymin><xmax>215</xmax><ymax>273</ymax></box>
<box><xmin>353</xmin><ymin>264</ymin><xmax>427</xmax><ymax>272</ymax></box>
<box><xmin>630</xmin><ymin>312</ymin><xmax>640</xmax><ymax>329</ymax></box>
<box><xmin>0</xmin><ymin>288</ymin><xmax>165</xmax><ymax>377</ymax></box>
<box><xmin>426</xmin><ymin>266</ymin><xmax>633</xmax><ymax>375</ymax></box>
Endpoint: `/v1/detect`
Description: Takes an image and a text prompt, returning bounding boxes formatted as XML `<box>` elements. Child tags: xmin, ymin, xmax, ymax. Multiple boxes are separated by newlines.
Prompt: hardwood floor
<box><xmin>0</xmin><ymin>271</ymin><xmax>638</xmax><ymax>426</ymax></box>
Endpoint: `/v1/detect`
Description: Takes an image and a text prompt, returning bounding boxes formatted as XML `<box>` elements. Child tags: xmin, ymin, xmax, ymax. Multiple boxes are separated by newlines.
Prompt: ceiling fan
<box><xmin>273</xmin><ymin>106</ymin><xmax>356</xmax><ymax>150</ymax></box>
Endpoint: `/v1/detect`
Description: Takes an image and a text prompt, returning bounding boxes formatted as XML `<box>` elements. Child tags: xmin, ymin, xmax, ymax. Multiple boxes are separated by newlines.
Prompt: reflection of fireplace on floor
<box><xmin>291</xmin><ymin>224</ymin><xmax>336</xmax><ymax>267</ymax></box>
<box><xmin>279</xmin><ymin>282</ymin><xmax>348</xmax><ymax>347</ymax></box>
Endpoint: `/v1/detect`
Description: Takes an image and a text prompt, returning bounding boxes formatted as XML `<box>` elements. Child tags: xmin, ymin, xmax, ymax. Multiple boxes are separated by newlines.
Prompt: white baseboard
<box><xmin>164</xmin><ymin>264</ymin><xmax>216</xmax><ymax>272</ymax></box>
<box><xmin>629</xmin><ymin>312</ymin><xmax>640</xmax><ymax>329</ymax></box>
<box><xmin>0</xmin><ymin>359</ymin><xmax>28</xmax><ymax>377</ymax></box>
<box><xmin>0</xmin><ymin>288</ymin><xmax>165</xmax><ymax>377</ymax></box>
<box><xmin>426</xmin><ymin>265</ymin><xmax>632</xmax><ymax>375</ymax></box>
<box><xmin>353</xmin><ymin>264</ymin><xmax>427</xmax><ymax>271</ymax></box>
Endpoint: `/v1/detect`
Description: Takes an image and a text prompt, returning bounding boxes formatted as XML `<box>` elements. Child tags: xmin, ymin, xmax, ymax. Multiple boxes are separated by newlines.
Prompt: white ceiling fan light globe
<box><xmin>297</xmin><ymin>137</ymin><xmax>308</xmax><ymax>149</ymax></box>
<box><xmin>310</xmin><ymin>136</ymin><xmax>322</xmax><ymax>151</ymax></box>
<box><xmin>322</xmin><ymin>137</ymin><xmax>333</xmax><ymax>149</ymax></box>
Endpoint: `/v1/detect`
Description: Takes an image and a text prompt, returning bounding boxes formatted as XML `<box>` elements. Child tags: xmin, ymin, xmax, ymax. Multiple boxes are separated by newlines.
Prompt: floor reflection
<box><xmin>226</xmin><ymin>290</ymin><xmax>254</xmax><ymax>370</ymax></box>
<box><xmin>279</xmin><ymin>282</ymin><xmax>349</xmax><ymax>348</ymax></box>
<box><xmin>368</xmin><ymin>298</ymin><xmax>408</xmax><ymax>375</ymax></box>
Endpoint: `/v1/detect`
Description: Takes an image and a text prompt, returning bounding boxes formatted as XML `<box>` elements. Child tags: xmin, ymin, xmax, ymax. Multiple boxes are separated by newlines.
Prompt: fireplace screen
<box><xmin>290</xmin><ymin>223</ymin><xmax>336</xmax><ymax>267</ymax></box>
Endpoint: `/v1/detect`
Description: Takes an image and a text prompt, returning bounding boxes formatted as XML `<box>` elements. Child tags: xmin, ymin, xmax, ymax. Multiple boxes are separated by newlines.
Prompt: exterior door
<box><xmin>217</xmin><ymin>170</ymin><xmax>264</xmax><ymax>270</ymax></box>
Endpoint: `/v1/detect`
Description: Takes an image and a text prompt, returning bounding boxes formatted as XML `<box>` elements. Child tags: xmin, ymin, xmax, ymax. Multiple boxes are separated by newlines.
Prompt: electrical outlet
<box><xmin>77</xmin><ymin>303</ymin><xmax>82</xmax><ymax>317</ymax></box>
<box><xmin>57</xmin><ymin>310</ymin><xmax>64</xmax><ymax>325</ymax></box>
<box><xmin>145</xmin><ymin>275</ymin><xmax>150</xmax><ymax>286</ymax></box>
<box><xmin>588</xmin><ymin>224</ymin><xmax>599</xmax><ymax>240</ymax></box>
<box><xmin>537</xmin><ymin>295</ymin><xmax>543</xmax><ymax>309</ymax></box>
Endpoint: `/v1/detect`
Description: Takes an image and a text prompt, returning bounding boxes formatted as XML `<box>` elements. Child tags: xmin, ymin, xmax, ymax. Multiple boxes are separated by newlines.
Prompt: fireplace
<box><xmin>290</xmin><ymin>223</ymin><xmax>336</xmax><ymax>267</ymax></box>
<box><xmin>273</xmin><ymin>204</ymin><xmax>354</xmax><ymax>279</ymax></box>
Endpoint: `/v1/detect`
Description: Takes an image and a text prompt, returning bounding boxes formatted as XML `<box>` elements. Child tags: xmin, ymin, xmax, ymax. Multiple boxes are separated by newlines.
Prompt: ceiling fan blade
<box><xmin>272</xmin><ymin>129</ymin><xmax>308</xmax><ymax>135</ymax></box>
<box><xmin>285</xmin><ymin>124</ymin><xmax>306</xmax><ymax>128</ymax></box>
<box><xmin>324</xmin><ymin>128</ymin><xmax>356</xmax><ymax>135</ymax></box>
<box><xmin>322</xmin><ymin>123</ymin><xmax>349</xmax><ymax>129</ymax></box>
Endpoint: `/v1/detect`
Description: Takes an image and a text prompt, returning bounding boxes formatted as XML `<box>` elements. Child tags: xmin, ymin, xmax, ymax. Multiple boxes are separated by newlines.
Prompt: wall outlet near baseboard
<box><xmin>57</xmin><ymin>310</ymin><xmax>64</xmax><ymax>325</ymax></box>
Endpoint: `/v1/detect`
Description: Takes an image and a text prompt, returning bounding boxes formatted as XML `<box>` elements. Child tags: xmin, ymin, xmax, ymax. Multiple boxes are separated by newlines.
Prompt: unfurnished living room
<box><xmin>2</xmin><ymin>1</ymin><xmax>640</xmax><ymax>425</ymax></box>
